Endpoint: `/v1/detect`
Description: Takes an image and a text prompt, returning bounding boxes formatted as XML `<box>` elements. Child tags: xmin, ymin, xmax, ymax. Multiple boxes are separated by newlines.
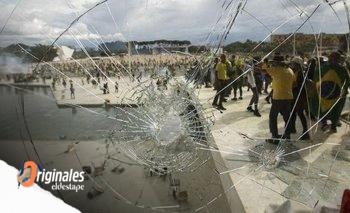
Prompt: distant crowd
<box><xmin>0</xmin><ymin>55</ymin><xmax>198</xmax><ymax>99</ymax></box>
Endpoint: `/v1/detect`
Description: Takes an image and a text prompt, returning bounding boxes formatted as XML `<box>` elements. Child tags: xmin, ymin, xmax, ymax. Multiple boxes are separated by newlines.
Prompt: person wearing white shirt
<box><xmin>246</xmin><ymin>59</ymin><xmax>261</xmax><ymax>117</ymax></box>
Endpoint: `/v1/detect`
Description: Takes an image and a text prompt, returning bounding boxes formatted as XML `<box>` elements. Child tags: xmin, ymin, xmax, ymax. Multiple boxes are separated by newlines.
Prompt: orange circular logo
<box><xmin>17</xmin><ymin>161</ymin><xmax>38</xmax><ymax>187</ymax></box>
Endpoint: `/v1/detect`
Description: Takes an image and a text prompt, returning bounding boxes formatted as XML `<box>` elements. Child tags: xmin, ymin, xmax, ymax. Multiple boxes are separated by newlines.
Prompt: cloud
<box><xmin>0</xmin><ymin>0</ymin><xmax>349</xmax><ymax>47</ymax></box>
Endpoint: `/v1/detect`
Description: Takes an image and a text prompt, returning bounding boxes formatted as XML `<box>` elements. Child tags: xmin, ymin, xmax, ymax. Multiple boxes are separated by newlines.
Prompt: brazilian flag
<box><xmin>308</xmin><ymin>63</ymin><xmax>350</xmax><ymax>121</ymax></box>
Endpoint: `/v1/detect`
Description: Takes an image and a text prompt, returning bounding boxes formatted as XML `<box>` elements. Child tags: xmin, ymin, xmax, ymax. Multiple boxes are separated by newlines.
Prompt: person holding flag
<box><xmin>309</xmin><ymin>51</ymin><xmax>350</xmax><ymax>133</ymax></box>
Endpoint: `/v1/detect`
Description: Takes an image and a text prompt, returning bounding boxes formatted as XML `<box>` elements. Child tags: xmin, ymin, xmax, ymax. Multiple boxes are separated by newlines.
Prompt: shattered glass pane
<box><xmin>1</xmin><ymin>0</ymin><xmax>350</xmax><ymax>212</ymax></box>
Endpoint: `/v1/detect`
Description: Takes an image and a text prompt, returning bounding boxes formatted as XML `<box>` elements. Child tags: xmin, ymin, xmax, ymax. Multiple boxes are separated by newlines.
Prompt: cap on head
<box><xmin>273</xmin><ymin>52</ymin><xmax>284</xmax><ymax>62</ymax></box>
<box><xmin>220</xmin><ymin>54</ymin><xmax>226</xmax><ymax>61</ymax></box>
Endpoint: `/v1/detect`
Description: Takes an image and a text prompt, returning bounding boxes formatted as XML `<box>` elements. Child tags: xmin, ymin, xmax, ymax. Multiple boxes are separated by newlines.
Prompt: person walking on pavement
<box><xmin>212</xmin><ymin>54</ymin><xmax>231</xmax><ymax>111</ymax></box>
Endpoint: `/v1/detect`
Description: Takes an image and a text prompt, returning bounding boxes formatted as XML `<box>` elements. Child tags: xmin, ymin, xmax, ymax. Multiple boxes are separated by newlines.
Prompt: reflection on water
<box><xmin>0</xmin><ymin>86</ymin><xmax>120</xmax><ymax>140</ymax></box>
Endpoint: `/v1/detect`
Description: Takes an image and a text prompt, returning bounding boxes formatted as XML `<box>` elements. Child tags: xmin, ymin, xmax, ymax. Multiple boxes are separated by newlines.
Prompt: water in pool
<box><xmin>0</xmin><ymin>85</ymin><xmax>121</xmax><ymax>140</ymax></box>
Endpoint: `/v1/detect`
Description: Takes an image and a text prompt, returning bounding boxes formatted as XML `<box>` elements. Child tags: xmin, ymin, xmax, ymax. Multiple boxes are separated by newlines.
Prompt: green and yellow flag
<box><xmin>308</xmin><ymin>63</ymin><xmax>349</xmax><ymax>119</ymax></box>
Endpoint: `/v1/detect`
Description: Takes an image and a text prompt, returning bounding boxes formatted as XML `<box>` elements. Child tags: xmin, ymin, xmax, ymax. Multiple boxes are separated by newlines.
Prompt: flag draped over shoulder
<box><xmin>308</xmin><ymin>63</ymin><xmax>350</xmax><ymax>119</ymax></box>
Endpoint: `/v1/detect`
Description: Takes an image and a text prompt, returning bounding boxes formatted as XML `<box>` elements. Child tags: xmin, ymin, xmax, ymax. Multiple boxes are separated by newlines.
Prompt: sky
<box><xmin>0</xmin><ymin>0</ymin><xmax>349</xmax><ymax>47</ymax></box>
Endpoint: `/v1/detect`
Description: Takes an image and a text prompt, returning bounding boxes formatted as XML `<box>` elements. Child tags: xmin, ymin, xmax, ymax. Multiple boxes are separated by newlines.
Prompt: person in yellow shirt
<box><xmin>212</xmin><ymin>54</ymin><xmax>231</xmax><ymax>110</ymax></box>
<box><xmin>264</xmin><ymin>54</ymin><xmax>296</xmax><ymax>142</ymax></box>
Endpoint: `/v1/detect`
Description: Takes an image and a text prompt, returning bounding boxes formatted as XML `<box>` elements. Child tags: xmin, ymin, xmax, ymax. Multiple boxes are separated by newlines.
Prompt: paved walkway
<box><xmin>197</xmin><ymin>86</ymin><xmax>350</xmax><ymax>212</ymax></box>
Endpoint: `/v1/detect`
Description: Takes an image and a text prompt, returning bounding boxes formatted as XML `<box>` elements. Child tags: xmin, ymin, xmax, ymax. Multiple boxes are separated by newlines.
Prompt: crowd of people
<box><xmin>37</xmin><ymin>55</ymin><xmax>196</xmax><ymax>79</ymax></box>
<box><xmin>1</xmin><ymin>51</ymin><xmax>349</xmax><ymax>143</ymax></box>
<box><xmin>210</xmin><ymin>51</ymin><xmax>350</xmax><ymax>142</ymax></box>
<box><xmin>0</xmin><ymin>55</ymin><xmax>198</xmax><ymax>99</ymax></box>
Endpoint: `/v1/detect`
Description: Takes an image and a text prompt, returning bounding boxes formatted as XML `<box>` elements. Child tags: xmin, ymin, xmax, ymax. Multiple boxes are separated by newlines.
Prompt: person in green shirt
<box><xmin>231</xmin><ymin>55</ymin><xmax>244</xmax><ymax>100</ymax></box>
